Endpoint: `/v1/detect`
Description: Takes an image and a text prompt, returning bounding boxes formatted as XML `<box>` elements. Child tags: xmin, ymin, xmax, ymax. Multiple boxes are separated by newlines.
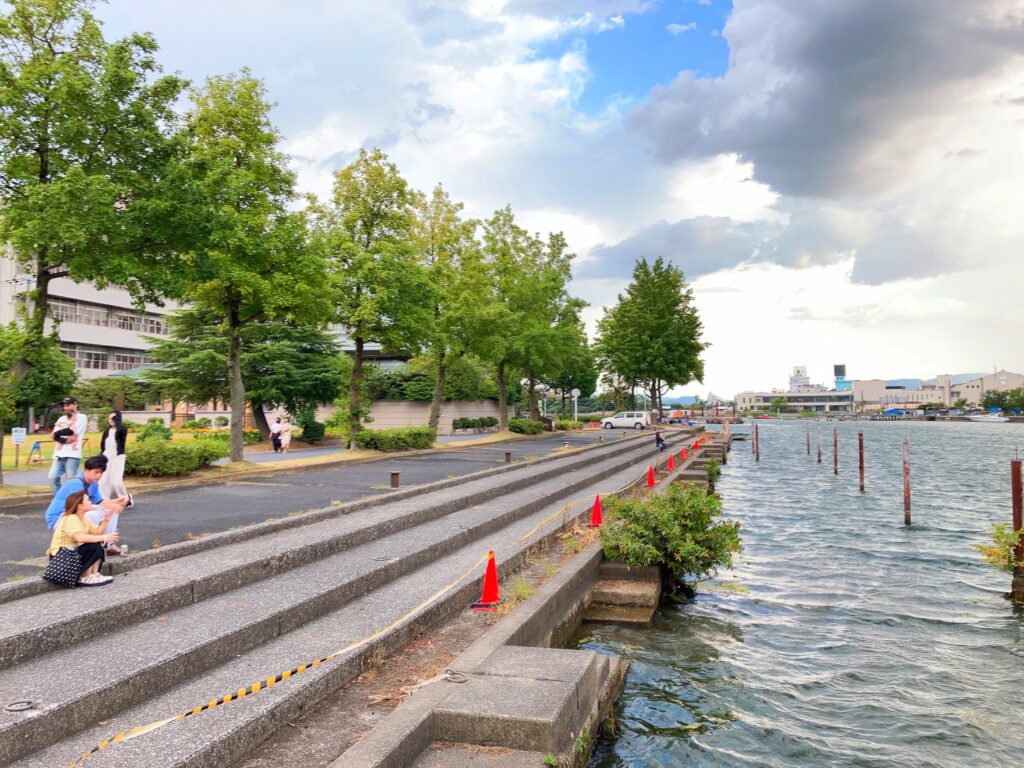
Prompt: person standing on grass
<box><xmin>49</xmin><ymin>397</ymin><xmax>88</xmax><ymax>493</ymax></box>
<box><xmin>44</xmin><ymin>455</ymin><xmax>129</xmax><ymax>556</ymax></box>
<box><xmin>99</xmin><ymin>410</ymin><xmax>133</xmax><ymax>514</ymax></box>
<box><xmin>270</xmin><ymin>416</ymin><xmax>283</xmax><ymax>453</ymax></box>
<box><xmin>279</xmin><ymin>416</ymin><xmax>292</xmax><ymax>453</ymax></box>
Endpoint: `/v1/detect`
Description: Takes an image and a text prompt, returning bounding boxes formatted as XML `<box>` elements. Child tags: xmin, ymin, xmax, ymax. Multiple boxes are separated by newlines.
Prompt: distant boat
<box><xmin>967</xmin><ymin>413</ymin><xmax>1010</xmax><ymax>422</ymax></box>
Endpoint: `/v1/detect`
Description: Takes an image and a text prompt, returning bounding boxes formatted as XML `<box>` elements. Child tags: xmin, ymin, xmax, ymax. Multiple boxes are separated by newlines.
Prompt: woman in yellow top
<box><xmin>47</xmin><ymin>490</ymin><xmax>120</xmax><ymax>587</ymax></box>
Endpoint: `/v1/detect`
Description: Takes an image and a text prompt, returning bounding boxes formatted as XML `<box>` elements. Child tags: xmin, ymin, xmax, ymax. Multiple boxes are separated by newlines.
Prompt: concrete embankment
<box><xmin>0</xmin><ymin>430</ymin><xmax>696</xmax><ymax>768</ymax></box>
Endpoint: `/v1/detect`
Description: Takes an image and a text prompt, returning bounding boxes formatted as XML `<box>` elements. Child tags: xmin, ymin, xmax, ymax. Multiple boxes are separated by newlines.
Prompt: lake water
<box><xmin>583</xmin><ymin>420</ymin><xmax>1024</xmax><ymax>768</ymax></box>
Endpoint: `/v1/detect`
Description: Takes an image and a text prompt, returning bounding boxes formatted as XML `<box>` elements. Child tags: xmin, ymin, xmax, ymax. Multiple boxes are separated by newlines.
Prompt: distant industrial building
<box><xmin>853</xmin><ymin>370</ymin><xmax>1024</xmax><ymax>411</ymax></box>
<box><xmin>736</xmin><ymin>366</ymin><xmax>855</xmax><ymax>413</ymax></box>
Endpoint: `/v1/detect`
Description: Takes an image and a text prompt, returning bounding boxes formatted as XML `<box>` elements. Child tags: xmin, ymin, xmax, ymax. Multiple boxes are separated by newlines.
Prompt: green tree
<box><xmin>312</xmin><ymin>148</ymin><xmax>434</xmax><ymax>447</ymax></box>
<box><xmin>413</xmin><ymin>185</ymin><xmax>504</xmax><ymax>430</ymax></box>
<box><xmin>145</xmin><ymin>309</ymin><xmax>346</xmax><ymax>437</ymax></box>
<box><xmin>176</xmin><ymin>72</ymin><xmax>329</xmax><ymax>460</ymax></box>
<box><xmin>0</xmin><ymin>322</ymin><xmax>75</xmax><ymax>483</ymax></box>
<box><xmin>543</xmin><ymin>307</ymin><xmax>598</xmax><ymax>415</ymax></box>
<box><xmin>73</xmin><ymin>376</ymin><xmax>152</xmax><ymax>414</ymax></box>
<box><xmin>0</xmin><ymin>0</ymin><xmax>190</xmax><ymax>336</ymax></box>
<box><xmin>769</xmin><ymin>396</ymin><xmax>788</xmax><ymax>414</ymax></box>
<box><xmin>483</xmin><ymin>208</ymin><xmax>579</xmax><ymax>424</ymax></box>
<box><xmin>595</xmin><ymin>257</ymin><xmax>707</xmax><ymax>423</ymax></box>
<box><xmin>980</xmin><ymin>390</ymin><xmax>1009</xmax><ymax>412</ymax></box>
<box><xmin>954</xmin><ymin>397</ymin><xmax>969</xmax><ymax>409</ymax></box>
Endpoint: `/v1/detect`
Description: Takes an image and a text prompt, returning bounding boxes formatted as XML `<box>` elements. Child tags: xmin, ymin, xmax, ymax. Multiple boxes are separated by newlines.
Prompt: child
<box><xmin>52</xmin><ymin>413</ymin><xmax>74</xmax><ymax>445</ymax></box>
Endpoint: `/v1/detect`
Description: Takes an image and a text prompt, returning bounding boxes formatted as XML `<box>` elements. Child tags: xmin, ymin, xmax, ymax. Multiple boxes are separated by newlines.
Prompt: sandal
<box><xmin>77</xmin><ymin>573</ymin><xmax>113</xmax><ymax>587</ymax></box>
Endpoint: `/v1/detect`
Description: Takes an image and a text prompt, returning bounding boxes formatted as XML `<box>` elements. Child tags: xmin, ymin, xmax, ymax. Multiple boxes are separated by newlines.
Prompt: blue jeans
<box><xmin>49</xmin><ymin>456</ymin><xmax>81</xmax><ymax>493</ymax></box>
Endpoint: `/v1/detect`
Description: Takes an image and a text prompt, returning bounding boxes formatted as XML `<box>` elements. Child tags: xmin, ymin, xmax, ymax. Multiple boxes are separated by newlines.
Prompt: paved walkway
<box><xmin>0</xmin><ymin>432</ymin><xmax>618</xmax><ymax>582</ymax></box>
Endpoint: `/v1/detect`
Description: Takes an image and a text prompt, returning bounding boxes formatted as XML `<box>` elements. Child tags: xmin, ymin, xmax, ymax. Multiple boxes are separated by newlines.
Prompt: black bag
<box><xmin>43</xmin><ymin>547</ymin><xmax>82</xmax><ymax>588</ymax></box>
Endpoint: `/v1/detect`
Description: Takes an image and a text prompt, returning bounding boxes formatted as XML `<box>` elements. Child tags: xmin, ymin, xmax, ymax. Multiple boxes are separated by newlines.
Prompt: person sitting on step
<box><xmin>46</xmin><ymin>490</ymin><xmax>118</xmax><ymax>587</ymax></box>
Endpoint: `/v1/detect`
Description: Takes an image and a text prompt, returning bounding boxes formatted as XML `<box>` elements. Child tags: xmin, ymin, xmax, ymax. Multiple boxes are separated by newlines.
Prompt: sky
<box><xmin>97</xmin><ymin>0</ymin><xmax>1024</xmax><ymax>398</ymax></box>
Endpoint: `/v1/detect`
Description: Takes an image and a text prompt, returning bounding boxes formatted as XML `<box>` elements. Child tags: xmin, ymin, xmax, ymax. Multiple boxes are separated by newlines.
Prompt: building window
<box><xmin>61</xmin><ymin>343</ymin><xmax>109</xmax><ymax>370</ymax></box>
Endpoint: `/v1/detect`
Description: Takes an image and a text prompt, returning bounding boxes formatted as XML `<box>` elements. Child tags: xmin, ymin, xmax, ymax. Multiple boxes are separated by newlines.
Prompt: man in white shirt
<box><xmin>49</xmin><ymin>396</ymin><xmax>89</xmax><ymax>493</ymax></box>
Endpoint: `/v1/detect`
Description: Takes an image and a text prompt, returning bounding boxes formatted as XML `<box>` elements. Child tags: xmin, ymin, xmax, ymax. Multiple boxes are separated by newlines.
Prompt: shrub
<box><xmin>192</xmin><ymin>429</ymin><xmax>261</xmax><ymax>444</ymax></box>
<box><xmin>508</xmin><ymin>418</ymin><xmax>544</xmax><ymax>435</ymax></box>
<box><xmin>354</xmin><ymin>426</ymin><xmax>437</xmax><ymax>451</ymax></box>
<box><xmin>299</xmin><ymin>420</ymin><xmax>326</xmax><ymax>444</ymax></box>
<box><xmin>704</xmin><ymin>457</ymin><xmax>721</xmax><ymax>487</ymax></box>
<box><xmin>214</xmin><ymin>415</ymin><xmax>229</xmax><ymax>427</ymax></box>
<box><xmin>452</xmin><ymin>416</ymin><xmax>499</xmax><ymax>430</ymax></box>
<box><xmin>974</xmin><ymin>523</ymin><xmax>1024</xmax><ymax>572</ymax></box>
<box><xmin>122</xmin><ymin>420</ymin><xmax>137</xmax><ymax>432</ymax></box>
<box><xmin>482</xmin><ymin>416</ymin><xmax>498</xmax><ymax>427</ymax></box>
<box><xmin>181</xmin><ymin>417</ymin><xmax>213</xmax><ymax>430</ymax></box>
<box><xmin>600</xmin><ymin>483</ymin><xmax>742</xmax><ymax>600</ymax></box>
<box><xmin>125</xmin><ymin>438</ymin><xmax>229</xmax><ymax>477</ymax></box>
<box><xmin>138</xmin><ymin>421</ymin><xmax>173</xmax><ymax>443</ymax></box>
<box><xmin>555</xmin><ymin>420</ymin><xmax>583</xmax><ymax>431</ymax></box>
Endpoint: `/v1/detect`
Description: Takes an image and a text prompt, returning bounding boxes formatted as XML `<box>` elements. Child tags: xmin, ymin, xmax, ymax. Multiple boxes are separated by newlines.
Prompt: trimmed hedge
<box><xmin>452</xmin><ymin>416</ymin><xmax>499</xmax><ymax>430</ymax></box>
<box><xmin>508</xmin><ymin>418</ymin><xmax>544</xmax><ymax>435</ymax></box>
<box><xmin>191</xmin><ymin>428</ymin><xmax>261</xmax><ymax>444</ymax></box>
<box><xmin>299</xmin><ymin>421</ymin><xmax>326</xmax><ymax>444</ymax></box>
<box><xmin>354</xmin><ymin>426</ymin><xmax>437</xmax><ymax>451</ymax></box>
<box><xmin>555</xmin><ymin>420</ymin><xmax>584</xmax><ymax>431</ymax></box>
<box><xmin>181</xmin><ymin>418</ymin><xmax>212</xmax><ymax>430</ymax></box>
<box><xmin>125</xmin><ymin>439</ymin><xmax>229</xmax><ymax>477</ymax></box>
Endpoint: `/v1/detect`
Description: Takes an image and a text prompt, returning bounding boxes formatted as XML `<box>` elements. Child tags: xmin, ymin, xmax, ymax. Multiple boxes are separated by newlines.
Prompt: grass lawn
<box><xmin>0</xmin><ymin>431</ymin><xmax>203</xmax><ymax>473</ymax></box>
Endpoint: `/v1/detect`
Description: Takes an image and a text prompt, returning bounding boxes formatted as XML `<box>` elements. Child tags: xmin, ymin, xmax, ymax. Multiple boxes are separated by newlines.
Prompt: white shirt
<box><xmin>270</xmin><ymin>422</ymin><xmax>282</xmax><ymax>434</ymax></box>
<box><xmin>54</xmin><ymin>413</ymin><xmax>88</xmax><ymax>459</ymax></box>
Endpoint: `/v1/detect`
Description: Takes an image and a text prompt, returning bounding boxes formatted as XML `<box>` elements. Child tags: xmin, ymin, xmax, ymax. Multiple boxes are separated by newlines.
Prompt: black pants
<box><xmin>78</xmin><ymin>542</ymin><xmax>106</xmax><ymax>572</ymax></box>
<box><xmin>271</xmin><ymin>434</ymin><xmax>282</xmax><ymax>452</ymax></box>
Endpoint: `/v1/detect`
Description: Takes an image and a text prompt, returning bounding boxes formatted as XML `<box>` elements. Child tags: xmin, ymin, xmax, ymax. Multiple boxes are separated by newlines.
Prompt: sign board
<box><xmin>570</xmin><ymin>388</ymin><xmax>581</xmax><ymax>398</ymax></box>
<box><xmin>11</xmin><ymin>428</ymin><xmax>27</xmax><ymax>446</ymax></box>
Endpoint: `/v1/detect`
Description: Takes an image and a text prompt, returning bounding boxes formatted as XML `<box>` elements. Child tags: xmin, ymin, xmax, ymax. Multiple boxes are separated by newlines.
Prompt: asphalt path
<box><xmin>0</xmin><ymin>431</ymin><xmax>625</xmax><ymax>583</ymax></box>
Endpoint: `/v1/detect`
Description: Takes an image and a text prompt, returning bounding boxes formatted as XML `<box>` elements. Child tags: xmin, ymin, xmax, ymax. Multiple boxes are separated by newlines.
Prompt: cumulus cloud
<box><xmin>631</xmin><ymin>0</ymin><xmax>1024</xmax><ymax>198</ymax></box>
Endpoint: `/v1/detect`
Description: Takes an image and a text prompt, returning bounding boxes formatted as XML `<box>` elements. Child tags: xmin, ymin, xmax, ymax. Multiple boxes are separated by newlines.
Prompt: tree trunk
<box><xmin>250</xmin><ymin>399</ymin><xmax>271</xmax><ymax>440</ymax></box>
<box><xmin>528</xmin><ymin>375</ymin><xmax>540</xmax><ymax>421</ymax></box>
<box><xmin>428</xmin><ymin>349</ymin><xmax>446</xmax><ymax>431</ymax></box>
<box><xmin>649</xmin><ymin>380</ymin><xmax>660</xmax><ymax>424</ymax></box>
<box><xmin>497</xmin><ymin>361</ymin><xmax>508</xmax><ymax>430</ymax></box>
<box><xmin>347</xmin><ymin>336</ymin><xmax>364</xmax><ymax>449</ymax></box>
<box><xmin>227</xmin><ymin>306</ymin><xmax>246</xmax><ymax>462</ymax></box>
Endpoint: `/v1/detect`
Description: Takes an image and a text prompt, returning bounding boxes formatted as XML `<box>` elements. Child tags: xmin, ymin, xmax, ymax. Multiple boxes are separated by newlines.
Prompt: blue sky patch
<box><xmin>536</xmin><ymin>0</ymin><xmax>732</xmax><ymax>114</ymax></box>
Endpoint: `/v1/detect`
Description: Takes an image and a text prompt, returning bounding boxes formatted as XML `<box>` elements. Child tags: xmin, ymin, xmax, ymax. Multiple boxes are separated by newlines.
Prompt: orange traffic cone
<box><xmin>646</xmin><ymin>465</ymin><xmax>656</xmax><ymax>487</ymax></box>
<box><xmin>693</xmin><ymin>439</ymin><xmax>700</xmax><ymax>451</ymax></box>
<box><xmin>589</xmin><ymin>495</ymin><xmax>603</xmax><ymax>527</ymax></box>
<box><xmin>471</xmin><ymin>551</ymin><xmax>502</xmax><ymax>611</ymax></box>
<box><xmin>667</xmin><ymin>454</ymin><xmax>676</xmax><ymax>470</ymax></box>
<box><xmin>680</xmin><ymin>447</ymin><xmax>688</xmax><ymax>461</ymax></box>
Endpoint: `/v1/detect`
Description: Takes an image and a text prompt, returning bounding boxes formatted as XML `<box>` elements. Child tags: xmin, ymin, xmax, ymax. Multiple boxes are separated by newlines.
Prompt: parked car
<box><xmin>601</xmin><ymin>411</ymin><xmax>650</xmax><ymax>430</ymax></box>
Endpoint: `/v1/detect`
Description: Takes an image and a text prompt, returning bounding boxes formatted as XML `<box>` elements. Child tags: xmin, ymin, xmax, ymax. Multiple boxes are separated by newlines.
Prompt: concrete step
<box><xmin>0</xmin><ymin>434</ymin><xmax>676</xmax><ymax>672</ymax></box>
<box><xmin>581</xmin><ymin>604</ymin><xmax>657</xmax><ymax>626</ymax></box>
<box><xmin>590</xmin><ymin>579</ymin><xmax>659</xmax><ymax>608</ymax></box>
<box><xmin>10</xmin><ymin>458</ymin><xmax>651</xmax><ymax>768</ymax></box>
<box><xmin>0</xmin><ymin>441</ymin><xmax>677</xmax><ymax>766</ymax></box>
<box><xmin>411</xmin><ymin>744</ymin><xmax>548</xmax><ymax>768</ymax></box>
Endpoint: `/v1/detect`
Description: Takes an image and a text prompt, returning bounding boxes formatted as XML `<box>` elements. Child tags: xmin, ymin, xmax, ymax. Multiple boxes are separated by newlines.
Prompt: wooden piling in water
<box><xmin>754</xmin><ymin>424</ymin><xmax>760</xmax><ymax>462</ymax></box>
<box><xmin>858</xmin><ymin>432</ymin><xmax>865</xmax><ymax>492</ymax></box>
<box><xmin>833</xmin><ymin>428</ymin><xmax>838</xmax><ymax>476</ymax></box>
<box><xmin>816</xmin><ymin>423</ymin><xmax>822</xmax><ymax>464</ymax></box>
<box><xmin>806</xmin><ymin>428</ymin><xmax>810</xmax><ymax>456</ymax></box>
<box><xmin>902</xmin><ymin>438</ymin><xmax>911</xmax><ymax>525</ymax></box>
<box><xmin>1011</xmin><ymin>459</ymin><xmax>1024</xmax><ymax>601</ymax></box>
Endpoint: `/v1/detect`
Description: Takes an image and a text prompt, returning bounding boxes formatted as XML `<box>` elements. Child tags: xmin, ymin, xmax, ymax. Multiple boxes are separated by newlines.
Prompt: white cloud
<box><xmin>666</xmin><ymin>22</ymin><xmax>697</xmax><ymax>34</ymax></box>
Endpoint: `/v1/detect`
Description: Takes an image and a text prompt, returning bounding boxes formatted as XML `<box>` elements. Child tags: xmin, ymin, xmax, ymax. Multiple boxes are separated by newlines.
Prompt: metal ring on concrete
<box><xmin>4</xmin><ymin>700</ymin><xmax>34</xmax><ymax>712</ymax></box>
<box><xmin>443</xmin><ymin>670</ymin><xmax>468</xmax><ymax>684</ymax></box>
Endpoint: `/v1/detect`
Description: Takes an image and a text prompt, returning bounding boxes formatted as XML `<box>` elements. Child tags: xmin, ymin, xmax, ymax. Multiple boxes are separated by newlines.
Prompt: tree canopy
<box><xmin>595</xmin><ymin>257</ymin><xmax>707</xmax><ymax>421</ymax></box>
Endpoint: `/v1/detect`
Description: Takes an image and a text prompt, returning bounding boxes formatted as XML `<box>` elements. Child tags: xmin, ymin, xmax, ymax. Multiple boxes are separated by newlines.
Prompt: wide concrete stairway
<box><xmin>0</xmin><ymin>431</ymin><xmax>690</xmax><ymax>768</ymax></box>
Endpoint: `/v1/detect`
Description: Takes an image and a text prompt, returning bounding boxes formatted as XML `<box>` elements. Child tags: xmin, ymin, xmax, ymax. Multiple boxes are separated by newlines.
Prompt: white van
<box><xmin>600</xmin><ymin>411</ymin><xmax>650</xmax><ymax>430</ymax></box>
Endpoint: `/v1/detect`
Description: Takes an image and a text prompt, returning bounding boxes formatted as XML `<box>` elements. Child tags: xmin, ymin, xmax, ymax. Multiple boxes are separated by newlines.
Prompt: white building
<box><xmin>0</xmin><ymin>255</ymin><xmax>176</xmax><ymax>380</ymax></box>
<box><xmin>736</xmin><ymin>367</ymin><xmax>854</xmax><ymax>413</ymax></box>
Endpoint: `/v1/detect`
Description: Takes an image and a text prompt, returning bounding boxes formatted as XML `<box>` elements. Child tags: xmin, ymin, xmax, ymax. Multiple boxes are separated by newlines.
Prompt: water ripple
<box><xmin>585</xmin><ymin>421</ymin><xmax>1024</xmax><ymax>768</ymax></box>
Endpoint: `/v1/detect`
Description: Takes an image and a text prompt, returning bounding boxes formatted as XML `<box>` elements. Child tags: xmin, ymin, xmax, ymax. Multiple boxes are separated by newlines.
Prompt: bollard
<box><xmin>858</xmin><ymin>432</ymin><xmax>865</xmax><ymax>492</ymax></box>
<box><xmin>806</xmin><ymin>428</ymin><xmax>810</xmax><ymax>456</ymax></box>
<box><xmin>754</xmin><ymin>424</ymin><xmax>760</xmax><ymax>462</ymax></box>
<box><xmin>902</xmin><ymin>438</ymin><xmax>911</xmax><ymax>525</ymax></box>
<box><xmin>816</xmin><ymin>423</ymin><xmax>822</xmax><ymax>464</ymax></box>
<box><xmin>562</xmin><ymin>441</ymin><xmax>569</xmax><ymax>449</ymax></box>
<box><xmin>390</xmin><ymin>471</ymin><xmax>400</xmax><ymax>489</ymax></box>
<box><xmin>1011</xmin><ymin>459</ymin><xmax>1024</xmax><ymax>601</ymax></box>
<box><xmin>505</xmin><ymin>450</ymin><xmax>512</xmax><ymax>464</ymax></box>
<box><xmin>833</xmin><ymin>428</ymin><xmax>838</xmax><ymax>476</ymax></box>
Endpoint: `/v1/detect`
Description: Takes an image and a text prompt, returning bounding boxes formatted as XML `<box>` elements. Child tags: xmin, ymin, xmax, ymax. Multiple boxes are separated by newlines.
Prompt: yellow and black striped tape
<box><xmin>70</xmin><ymin>450</ymin><xmax>681</xmax><ymax>766</ymax></box>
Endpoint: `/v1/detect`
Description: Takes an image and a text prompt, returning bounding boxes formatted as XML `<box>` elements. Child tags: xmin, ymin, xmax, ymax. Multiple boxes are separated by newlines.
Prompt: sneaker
<box><xmin>106</xmin><ymin>545</ymin><xmax>126</xmax><ymax>557</ymax></box>
<box><xmin>78</xmin><ymin>573</ymin><xmax>113</xmax><ymax>587</ymax></box>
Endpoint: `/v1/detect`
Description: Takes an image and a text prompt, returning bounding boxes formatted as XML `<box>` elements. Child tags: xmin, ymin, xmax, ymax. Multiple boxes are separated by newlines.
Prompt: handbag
<box><xmin>43</xmin><ymin>547</ymin><xmax>83</xmax><ymax>588</ymax></box>
<box><xmin>43</xmin><ymin>517</ymin><xmax>84</xmax><ymax>588</ymax></box>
